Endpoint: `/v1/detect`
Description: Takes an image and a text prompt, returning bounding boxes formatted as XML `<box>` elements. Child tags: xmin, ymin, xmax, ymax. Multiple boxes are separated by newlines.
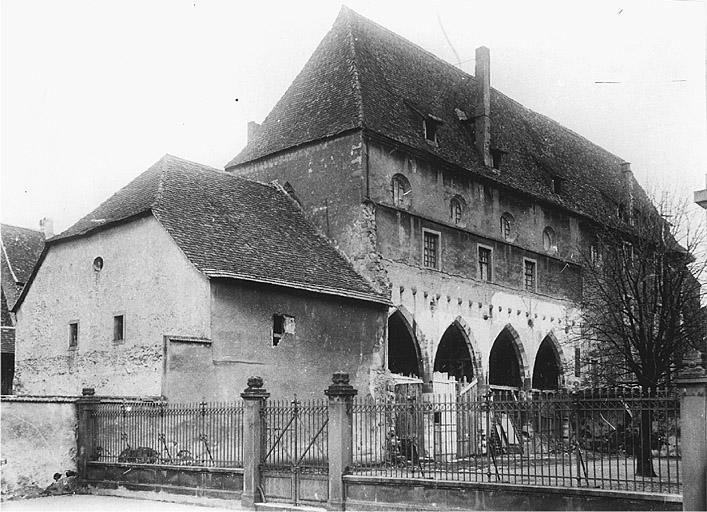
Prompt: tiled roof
<box><xmin>1</xmin><ymin>223</ymin><xmax>44</xmax><ymax>309</ymax></box>
<box><xmin>44</xmin><ymin>155</ymin><xmax>387</xmax><ymax>305</ymax></box>
<box><xmin>227</xmin><ymin>6</ymin><xmax>646</xmax><ymax>223</ymax></box>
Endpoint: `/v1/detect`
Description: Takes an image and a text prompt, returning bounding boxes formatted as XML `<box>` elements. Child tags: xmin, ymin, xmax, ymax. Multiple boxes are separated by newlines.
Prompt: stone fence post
<box><xmin>76</xmin><ymin>387</ymin><xmax>99</xmax><ymax>482</ymax></box>
<box><xmin>241</xmin><ymin>377</ymin><xmax>269</xmax><ymax>509</ymax></box>
<box><xmin>325</xmin><ymin>372</ymin><xmax>358</xmax><ymax>511</ymax></box>
<box><xmin>675</xmin><ymin>351</ymin><xmax>707</xmax><ymax>511</ymax></box>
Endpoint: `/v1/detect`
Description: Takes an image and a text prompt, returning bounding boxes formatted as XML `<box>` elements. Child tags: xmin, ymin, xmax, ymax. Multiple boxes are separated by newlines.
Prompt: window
<box><xmin>272</xmin><ymin>314</ymin><xmax>295</xmax><ymax>346</ymax></box>
<box><xmin>69</xmin><ymin>322</ymin><xmax>78</xmax><ymax>348</ymax></box>
<box><xmin>550</xmin><ymin>176</ymin><xmax>563</xmax><ymax>194</ymax></box>
<box><xmin>423</xmin><ymin>119</ymin><xmax>440</xmax><ymax>144</ymax></box>
<box><xmin>423</xmin><ymin>230</ymin><xmax>440</xmax><ymax>269</ymax></box>
<box><xmin>483</xmin><ymin>184</ymin><xmax>493</xmax><ymax>202</ymax></box>
<box><xmin>93</xmin><ymin>257</ymin><xmax>104</xmax><ymax>272</ymax></box>
<box><xmin>490</xmin><ymin>148</ymin><xmax>504</xmax><ymax>169</ymax></box>
<box><xmin>113</xmin><ymin>315</ymin><xmax>124</xmax><ymax>342</ymax></box>
<box><xmin>449</xmin><ymin>196</ymin><xmax>464</xmax><ymax>225</ymax></box>
<box><xmin>524</xmin><ymin>259</ymin><xmax>536</xmax><ymax>291</ymax></box>
<box><xmin>478</xmin><ymin>245</ymin><xmax>492</xmax><ymax>281</ymax></box>
<box><xmin>542</xmin><ymin>227</ymin><xmax>557</xmax><ymax>253</ymax></box>
<box><xmin>500</xmin><ymin>213</ymin><xmax>514</xmax><ymax>241</ymax></box>
<box><xmin>391</xmin><ymin>174</ymin><xmax>411</xmax><ymax>208</ymax></box>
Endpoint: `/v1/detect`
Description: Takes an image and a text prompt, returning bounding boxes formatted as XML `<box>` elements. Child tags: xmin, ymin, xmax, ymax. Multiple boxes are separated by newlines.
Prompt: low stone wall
<box><xmin>0</xmin><ymin>396</ymin><xmax>79</xmax><ymax>500</ymax></box>
<box><xmin>343</xmin><ymin>475</ymin><xmax>682</xmax><ymax>511</ymax></box>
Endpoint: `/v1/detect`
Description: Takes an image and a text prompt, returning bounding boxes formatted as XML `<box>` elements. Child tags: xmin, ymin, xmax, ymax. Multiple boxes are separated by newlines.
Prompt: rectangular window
<box><xmin>69</xmin><ymin>322</ymin><xmax>78</xmax><ymax>348</ymax></box>
<box><xmin>478</xmin><ymin>246</ymin><xmax>492</xmax><ymax>281</ymax></box>
<box><xmin>113</xmin><ymin>315</ymin><xmax>124</xmax><ymax>341</ymax></box>
<box><xmin>524</xmin><ymin>259</ymin><xmax>536</xmax><ymax>291</ymax></box>
<box><xmin>272</xmin><ymin>314</ymin><xmax>295</xmax><ymax>346</ymax></box>
<box><xmin>423</xmin><ymin>230</ymin><xmax>440</xmax><ymax>269</ymax></box>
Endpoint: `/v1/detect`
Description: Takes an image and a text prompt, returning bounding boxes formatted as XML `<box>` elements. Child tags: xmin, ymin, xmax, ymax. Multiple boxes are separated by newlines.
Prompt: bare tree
<box><xmin>577</xmin><ymin>193</ymin><xmax>706</xmax><ymax>476</ymax></box>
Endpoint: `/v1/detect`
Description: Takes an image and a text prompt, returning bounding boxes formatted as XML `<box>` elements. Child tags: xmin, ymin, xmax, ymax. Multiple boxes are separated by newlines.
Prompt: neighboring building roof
<box><xmin>226</xmin><ymin>6</ymin><xmax>647</xmax><ymax>224</ymax></box>
<box><xmin>18</xmin><ymin>155</ymin><xmax>388</xmax><ymax>308</ymax></box>
<box><xmin>1</xmin><ymin>223</ymin><xmax>44</xmax><ymax>311</ymax></box>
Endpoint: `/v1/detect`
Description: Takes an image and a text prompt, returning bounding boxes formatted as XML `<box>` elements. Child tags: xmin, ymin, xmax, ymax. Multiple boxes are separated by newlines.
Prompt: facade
<box><xmin>1</xmin><ymin>223</ymin><xmax>45</xmax><ymax>394</ymax></box>
<box><xmin>226</xmin><ymin>8</ymin><xmax>651</xmax><ymax>394</ymax></box>
<box><xmin>13</xmin><ymin>155</ymin><xmax>388</xmax><ymax>400</ymax></box>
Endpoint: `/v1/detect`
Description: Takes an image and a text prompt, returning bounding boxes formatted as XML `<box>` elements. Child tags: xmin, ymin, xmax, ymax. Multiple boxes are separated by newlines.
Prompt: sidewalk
<box><xmin>1</xmin><ymin>494</ymin><xmax>243</xmax><ymax>511</ymax></box>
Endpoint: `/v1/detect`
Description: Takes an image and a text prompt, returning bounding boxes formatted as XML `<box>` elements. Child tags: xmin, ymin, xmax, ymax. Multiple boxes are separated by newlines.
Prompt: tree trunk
<box><xmin>634</xmin><ymin>392</ymin><xmax>656</xmax><ymax>477</ymax></box>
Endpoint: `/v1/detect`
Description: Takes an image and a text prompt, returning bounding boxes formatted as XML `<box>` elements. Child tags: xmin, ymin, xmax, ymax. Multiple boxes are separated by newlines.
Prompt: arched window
<box><xmin>391</xmin><ymin>174</ymin><xmax>411</xmax><ymax>208</ymax></box>
<box><xmin>500</xmin><ymin>213</ymin><xmax>514</xmax><ymax>241</ymax></box>
<box><xmin>449</xmin><ymin>196</ymin><xmax>465</xmax><ymax>225</ymax></box>
<box><xmin>543</xmin><ymin>227</ymin><xmax>557</xmax><ymax>253</ymax></box>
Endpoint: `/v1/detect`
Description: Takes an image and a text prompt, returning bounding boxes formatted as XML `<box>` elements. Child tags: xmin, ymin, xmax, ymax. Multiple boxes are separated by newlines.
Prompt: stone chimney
<box><xmin>621</xmin><ymin>162</ymin><xmax>634</xmax><ymax>223</ymax></box>
<box><xmin>474</xmin><ymin>46</ymin><xmax>492</xmax><ymax>167</ymax></box>
<box><xmin>247</xmin><ymin>121</ymin><xmax>261</xmax><ymax>143</ymax></box>
<box><xmin>39</xmin><ymin>217</ymin><xmax>54</xmax><ymax>238</ymax></box>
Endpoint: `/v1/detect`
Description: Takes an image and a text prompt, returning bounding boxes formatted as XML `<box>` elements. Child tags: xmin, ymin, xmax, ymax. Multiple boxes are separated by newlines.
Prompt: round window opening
<box><xmin>93</xmin><ymin>257</ymin><xmax>104</xmax><ymax>272</ymax></box>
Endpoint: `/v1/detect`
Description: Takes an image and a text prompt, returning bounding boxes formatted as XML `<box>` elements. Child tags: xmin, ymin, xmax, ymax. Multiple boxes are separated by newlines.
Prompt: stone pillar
<box><xmin>325</xmin><ymin>372</ymin><xmax>358</xmax><ymax>511</ymax></box>
<box><xmin>241</xmin><ymin>377</ymin><xmax>269</xmax><ymax>509</ymax></box>
<box><xmin>675</xmin><ymin>351</ymin><xmax>707</xmax><ymax>511</ymax></box>
<box><xmin>76</xmin><ymin>387</ymin><xmax>99</xmax><ymax>482</ymax></box>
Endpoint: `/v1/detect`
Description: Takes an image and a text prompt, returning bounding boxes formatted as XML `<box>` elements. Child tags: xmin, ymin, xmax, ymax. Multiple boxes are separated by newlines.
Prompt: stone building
<box><xmin>12</xmin><ymin>155</ymin><xmax>388</xmax><ymax>400</ymax></box>
<box><xmin>226</xmin><ymin>7</ymin><xmax>650</xmax><ymax>395</ymax></box>
<box><xmin>1</xmin><ymin>223</ymin><xmax>45</xmax><ymax>395</ymax></box>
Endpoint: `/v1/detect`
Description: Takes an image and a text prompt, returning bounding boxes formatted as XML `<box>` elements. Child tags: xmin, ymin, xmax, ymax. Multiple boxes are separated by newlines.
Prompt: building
<box><xmin>12</xmin><ymin>155</ymin><xmax>389</xmax><ymax>400</ymax></box>
<box><xmin>1</xmin><ymin>223</ymin><xmax>45</xmax><ymax>394</ymax></box>
<box><xmin>226</xmin><ymin>7</ymin><xmax>652</xmax><ymax>395</ymax></box>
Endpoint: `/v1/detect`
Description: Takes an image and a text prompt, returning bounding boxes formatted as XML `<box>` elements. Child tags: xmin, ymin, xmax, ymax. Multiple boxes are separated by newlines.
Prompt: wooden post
<box><xmin>325</xmin><ymin>372</ymin><xmax>358</xmax><ymax>511</ymax></box>
<box><xmin>241</xmin><ymin>376</ymin><xmax>269</xmax><ymax>509</ymax></box>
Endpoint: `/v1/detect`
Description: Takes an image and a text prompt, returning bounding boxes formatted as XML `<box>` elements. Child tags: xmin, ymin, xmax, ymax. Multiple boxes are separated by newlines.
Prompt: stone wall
<box><xmin>14</xmin><ymin>216</ymin><xmax>211</xmax><ymax>397</ymax></box>
<box><xmin>0</xmin><ymin>396</ymin><xmax>78</xmax><ymax>500</ymax></box>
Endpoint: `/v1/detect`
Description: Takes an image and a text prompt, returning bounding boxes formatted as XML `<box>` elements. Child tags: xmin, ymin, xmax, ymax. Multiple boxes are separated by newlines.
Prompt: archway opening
<box><xmin>489</xmin><ymin>329</ymin><xmax>523</xmax><ymax>388</ymax></box>
<box><xmin>532</xmin><ymin>336</ymin><xmax>562</xmax><ymax>390</ymax></box>
<box><xmin>387</xmin><ymin>311</ymin><xmax>422</xmax><ymax>378</ymax></box>
<box><xmin>433</xmin><ymin>323</ymin><xmax>475</xmax><ymax>383</ymax></box>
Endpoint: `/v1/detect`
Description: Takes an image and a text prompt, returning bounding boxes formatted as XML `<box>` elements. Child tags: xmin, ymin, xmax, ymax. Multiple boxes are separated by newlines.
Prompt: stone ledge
<box><xmin>87</xmin><ymin>461</ymin><xmax>244</xmax><ymax>474</ymax></box>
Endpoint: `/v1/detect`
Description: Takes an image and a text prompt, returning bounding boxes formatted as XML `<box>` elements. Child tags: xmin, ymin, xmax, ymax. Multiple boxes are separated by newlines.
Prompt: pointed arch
<box><xmin>387</xmin><ymin>306</ymin><xmax>424</xmax><ymax>379</ymax></box>
<box><xmin>432</xmin><ymin>316</ymin><xmax>484</xmax><ymax>384</ymax></box>
<box><xmin>489</xmin><ymin>324</ymin><xmax>530</xmax><ymax>388</ymax></box>
<box><xmin>532</xmin><ymin>331</ymin><xmax>565</xmax><ymax>390</ymax></box>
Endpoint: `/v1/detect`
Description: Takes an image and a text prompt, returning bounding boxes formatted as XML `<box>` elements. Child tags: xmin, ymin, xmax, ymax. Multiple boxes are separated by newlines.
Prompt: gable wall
<box><xmin>14</xmin><ymin>215</ymin><xmax>211</xmax><ymax>397</ymax></box>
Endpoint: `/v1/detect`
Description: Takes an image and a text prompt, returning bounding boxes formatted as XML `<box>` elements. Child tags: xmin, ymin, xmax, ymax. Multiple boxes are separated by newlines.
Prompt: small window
<box><xmin>490</xmin><ymin>148</ymin><xmax>504</xmax><ymax>169</ymax></box>
<box><xmin>542</xmin><ymin>227</ymin><xmax>557</xmax><ymax>253</ymax></box>
<box><xmin>478</xmin><ymin>246</ymin><xmax>492</xmax><ymax>281</ymax></box>
<box><xmin>524</xmin><ymin>259</ymin><xmax>536</xmax><ymax>291</ymax></box>
<box><xmin>423</xmin><ymin>230</ymin><xmax>440</xmax><ymax>270</ymax></box>
<box><xmin>113</xmin><ymin>315</ymin><xmax>124</xmax><ymax>342</ymax></box>
<box><xmin>391</xmin><ymin>174</ymin><xmax>411</xmax><ymax>208</ymax></box>
<box><xmin>272</xmin><ymin>314</ymin><xmax>295</xmax><ymax>347</ymax></box>
<box><xmin>551</xmin><ymin>177</ymin><xmax>563</xmax><ymax>194</ymax></box>
<box><xmin>449</xmin><ymin>196</ymin><xmax>464</xmax><ymax>225</ymax></box>
<box><xmin>500</xmin><ymin>213</ymin><xmax>514</xmax><ymax>241</ymax></box>
<box><xmin>69</xmin><ymin>322</ymin><xmax>78</xmax><ymax>348</ymax></box>
<box><xmin>483</xmin><ymin>184</ymin><xmax>493</xmax><ymax>203</ymax></box>
<box><xmin>423</xmin><ymin>119</ymin><xmax>440</xmax><ymax>144</ymax></box>
<box><xmin>93</xmin><ymin>257</ymin><xmax>103</xmax><ymax>272</ymax></box>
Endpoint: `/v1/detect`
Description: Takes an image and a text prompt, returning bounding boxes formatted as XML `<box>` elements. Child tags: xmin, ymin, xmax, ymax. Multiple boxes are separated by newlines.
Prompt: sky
<box><xmin>1</xmin><ymin>0</ymin><xmax>706</xmax><ymax>233</ymax></box>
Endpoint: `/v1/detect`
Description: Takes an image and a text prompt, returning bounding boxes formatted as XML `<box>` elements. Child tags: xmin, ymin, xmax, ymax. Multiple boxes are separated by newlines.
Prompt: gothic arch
<box><xmin>432</xmin><ymin>316</ymin><xmax>484</xmax><ymax>383</ymax></box>
<box><xmin>532</xmin><ymin>330</ymin><xmax>566</xmax><ymax>390</ymax></box>
<box><xmin>387</xmin><ymin>306</ymin><xmax>425</xmax><ymax>379</ymax></box>
<box><xmin>488</xmin><ymin>324</ymin><xmax>530</xmax><ymax>388</ymax></box>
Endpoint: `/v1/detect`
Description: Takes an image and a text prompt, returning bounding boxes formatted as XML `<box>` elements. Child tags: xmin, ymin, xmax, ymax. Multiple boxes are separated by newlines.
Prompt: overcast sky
<box><xmin>1</xmin><ymin>0</ymin><xmax>705</xmax><ymax>233</ymax></box>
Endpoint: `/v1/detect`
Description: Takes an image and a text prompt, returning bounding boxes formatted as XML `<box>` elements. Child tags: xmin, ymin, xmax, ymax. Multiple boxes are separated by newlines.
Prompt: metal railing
<box><xmin>352</xmin><ymin>387</ymin><xmax>681</xmax><ymax>494</ymax></box>
<box><xmin>89</xmin><ymin>400</ymin><xmax>244</xmax><ymax>467</ymax></box>
<box><xmin>262</xmin><ymin>398</ymin><xmax>329</xmax><ymax>472</ymax></box>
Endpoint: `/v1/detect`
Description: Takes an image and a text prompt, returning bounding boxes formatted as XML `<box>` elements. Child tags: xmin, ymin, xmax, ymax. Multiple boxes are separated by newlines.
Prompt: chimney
<box><xmin>474</xmin><ymin>46</ymin><xmax>492</xmax><ymax>167</ymax></box>
<box><xmin>39</xmin><ymin>217</ymin><xmax>54</xmax><ymax>239</ymax></box>
<box><xmin>247</xmin><ymin>121</ymin><xmax>261</xmax><ymax>143</ymax></box>
<box><xmin>620</xmin><ymin>162</ymin><xmax>635</xmax><ymax>223</ymax></box>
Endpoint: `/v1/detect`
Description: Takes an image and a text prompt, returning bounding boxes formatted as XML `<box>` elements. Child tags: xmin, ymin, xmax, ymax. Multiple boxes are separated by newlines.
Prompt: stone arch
<box><xmin>387</xmin><ymin>306</ymin><xmax>425</xmax><ymax>379</ymax></box>
<box><xmin>489</xmin><ymin>324</ymin><xmax>530</xmax><ymax>389</ymax></box>
<box><xmin>433</xmin><ymin>316</ymin><xmax>484</xmax><ymax>384</ymax></box>
<box><xmin>532</xmin><ymin>330</ymin><xmax>565</xmax><ymax>390</ymax></box>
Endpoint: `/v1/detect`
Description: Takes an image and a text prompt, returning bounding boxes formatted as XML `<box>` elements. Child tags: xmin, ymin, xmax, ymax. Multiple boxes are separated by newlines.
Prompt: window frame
<box><xmin>113</xmin><ymin>314</ymin><xmax>125</xmax><ymax>342</ymax></box>
<box><xmin>272</xmin><ymin>313</ymin><xmax>295</xmax><ymax>347</ymax></box>
<box><xmin>422</xmin><ymin>228</ymin><xmax>441</xmax><ymax>270</ymax></box>
<box><xmin>68</xmin><ymin>321</ymin><xmax>79</xmax><ymax>350</ymax></box>
<box><xmin>542</xmin><ymin>226</ymin><xmax>557</xmax><ymax>254</ymax></box>
<box><xmin>477</xmin><ymin>243</ymin><xmax>493</xmax><ymax>282</ymax></box>
<box><xmin>500</xmin><ymin>212</ymin><xmax>515</xmax><ymax>241</ymax></box>
<box><xmin>391</xmin><ymin>173</ymin><xmax>411</xmax><ymax>208</ymax></box>
<box><xmin>449</xmin><ymin>196</ymin><xmax>464</xmax><ymax>225</ymax></box>
<box><xmin>423</xmin><ymin>119</ymin><xmax>440</xmax><ymax>145</ymax></box>
<box><xmin>523</xmin><ymin>257</ymin><xmax>537</xmax><ymax>292</ymax></box>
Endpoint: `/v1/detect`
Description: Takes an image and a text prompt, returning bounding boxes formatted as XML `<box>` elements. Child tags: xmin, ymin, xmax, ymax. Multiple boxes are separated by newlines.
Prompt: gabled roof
<box><xmin>227</xmin><ymin>6</ymin><xmax>646</xmax><ymax>224</ymax></box>
<box><xmin>1</xmin><ymin>223</ymin><xmax>44</xmax><ymax>309</ymax></box>
<box><xmin>17</xmin><ymin>155</ymin><xmax>388</xmax><ymax>308</ymax></box>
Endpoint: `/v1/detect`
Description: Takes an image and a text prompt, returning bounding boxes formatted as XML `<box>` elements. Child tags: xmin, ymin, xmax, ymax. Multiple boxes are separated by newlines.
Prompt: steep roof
<box><xmin>1</xmin><ymin>223</ymin><xmax>44</xmax><ymax>309</ymax></box>
<box><xmin>227</xmin><ymin>6</ymin><xmax>646</xmax><ymax>223</ymax></box>
<box><xmin>23</xmin><ymin>155</ymin><xmax>387</xmax><ymax>307</ymax></box>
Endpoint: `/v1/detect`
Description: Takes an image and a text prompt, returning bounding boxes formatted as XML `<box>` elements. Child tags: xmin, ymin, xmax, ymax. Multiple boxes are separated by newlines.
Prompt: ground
<box><xmin>1</xmin><ymin>494</ymin><xmax>244</xmax><ymax>512</ymax></box>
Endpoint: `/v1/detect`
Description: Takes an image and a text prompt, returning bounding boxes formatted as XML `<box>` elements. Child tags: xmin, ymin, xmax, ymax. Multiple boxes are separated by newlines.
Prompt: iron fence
<box><xmin>352</xmin><ymin>387</ymin><xmax>681</xmax><ymax>494</ymax></box>
<box><xmin>262</xmin><ymin>398</ymin><xmax>329</xmax><ymax>472</ymax></box>
<box><xmin>89</xmin><ymin>400</ymin><xmax>244</xmax><ymax>467</ymax></box>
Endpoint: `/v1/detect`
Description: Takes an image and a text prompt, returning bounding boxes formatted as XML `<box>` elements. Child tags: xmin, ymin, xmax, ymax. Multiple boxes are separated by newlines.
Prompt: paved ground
<box><xmin>1</xmin><ymin>494</ymin><xmax>244</xmax><ymax>511</ymax></box>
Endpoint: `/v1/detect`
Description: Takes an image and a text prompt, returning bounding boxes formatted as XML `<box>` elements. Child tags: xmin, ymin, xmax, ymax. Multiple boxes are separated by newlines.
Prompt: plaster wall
<box><xmin>14</xmin><ymin>216</ymin><xmax>210</xmax><ymax>397</ymax></box>
<box><xmin>163</xmin><ymin>279</ymin><xmax>387</xmax><ymax>402</ymax></box>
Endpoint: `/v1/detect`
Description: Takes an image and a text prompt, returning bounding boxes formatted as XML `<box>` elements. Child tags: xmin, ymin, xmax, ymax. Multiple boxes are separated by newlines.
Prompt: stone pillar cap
<box><xmin>241</xmin><ymin>376</ymin><xmax>270</xmax><ymax>400</ymax></box>
<box><xmin>325</xmin><ymin>372</ymin><xmax>358</xmax><ymax>398</ymax></box>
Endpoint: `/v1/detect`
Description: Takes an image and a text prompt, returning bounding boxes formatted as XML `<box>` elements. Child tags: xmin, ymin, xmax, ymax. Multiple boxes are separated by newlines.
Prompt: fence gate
<box><xmin>261</xmin><ymin>398</ymin><xmax>329</xmax><ymax>505</ymax></box>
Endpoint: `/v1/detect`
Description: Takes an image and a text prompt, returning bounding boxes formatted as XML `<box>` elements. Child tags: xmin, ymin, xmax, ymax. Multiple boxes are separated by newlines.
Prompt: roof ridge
<box><xmin>342</xmin><ymin>9</ymin><xmax>365</xmax><ymax>126</ymax></box>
